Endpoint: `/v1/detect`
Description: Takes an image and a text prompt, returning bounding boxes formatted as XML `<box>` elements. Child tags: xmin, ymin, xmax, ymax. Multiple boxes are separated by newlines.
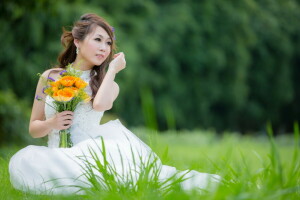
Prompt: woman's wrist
<box><xmin>106</xmin><ymin>67</ymin><xmax>118</xmax><ymax>78</ymax></box>
<box><xmin>45</xmin><ymin>117</ymin><xmax>55</xmax><ymax>131</ymax></box>
<box><xmin>107</xmin><ymin>67</ymin><xmax>116</xmax><ymax>74</ymax></box>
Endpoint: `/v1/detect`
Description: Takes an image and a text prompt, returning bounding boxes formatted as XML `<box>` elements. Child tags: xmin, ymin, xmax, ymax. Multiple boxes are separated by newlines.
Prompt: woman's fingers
<box><xmin>60</xmin><ymin>111</ymin><xmax>74</xmax><ymax>116</ymax></box>
<box><xmin>113</xmin><ymin>52</ymin><xmax>125</xmax><ymax>59</ymax></box>
<box><xmin>61</xmin><ymin>123</ymin><xmax>72</xmax><ymax>129</ymax></box>
<box><xmin>113</xmin><ymin>52</ymin><xmax>121</xmax><ymax>58</ymax></box>
<box><xmin>60</xmin><ymin>120</ymin><xmax>72</xmax><ymax>129</ymax></box>
<box><xmin>52</xmin><ymin>111</ymin><xmax>74</xmax><ymax>130</ymax></box>
<box><xmin>61</xmin><ymin>113</ymin><xmax>73</xmax><ymax>127</ymax></box>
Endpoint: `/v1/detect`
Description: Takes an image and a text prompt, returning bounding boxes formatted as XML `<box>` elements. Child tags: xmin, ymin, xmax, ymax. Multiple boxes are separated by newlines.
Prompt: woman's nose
<box><xmin>99</xmin><ymin>42</ymin><xmax>108</xmax><ymax>51</ymax></box>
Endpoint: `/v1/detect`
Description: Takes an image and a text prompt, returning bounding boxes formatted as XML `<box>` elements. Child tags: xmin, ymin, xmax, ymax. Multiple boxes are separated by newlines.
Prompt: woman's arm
<box><xmin>29</xmin><ymin>69</ymin><xmax>73</xmax><ymax>138</ymax></box>
<box><xmin>93</xmin><ymin>52</ymin><xmax>126</xmax><ymax>111</ymax></box>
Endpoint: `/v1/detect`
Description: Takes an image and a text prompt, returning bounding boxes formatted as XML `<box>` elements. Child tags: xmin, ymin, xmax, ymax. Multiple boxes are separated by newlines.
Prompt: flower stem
<box><xmin>59</xmin><ymin>128</ymin><xmax>72</xmax><ymax>148</ymax></box>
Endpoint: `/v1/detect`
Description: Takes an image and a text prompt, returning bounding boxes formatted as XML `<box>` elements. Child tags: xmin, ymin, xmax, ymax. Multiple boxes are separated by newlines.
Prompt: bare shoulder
<box><xmin>41</xmin><ymin>68</ymin><xmax>64</xmax><ymax>80</ymax></box>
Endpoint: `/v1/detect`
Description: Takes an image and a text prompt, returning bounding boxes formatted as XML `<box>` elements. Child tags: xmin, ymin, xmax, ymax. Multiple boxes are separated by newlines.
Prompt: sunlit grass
<box><xmin>0</xmin><ymin>125</ymin><xmax>299</xmax><ymax>199</ymax></box>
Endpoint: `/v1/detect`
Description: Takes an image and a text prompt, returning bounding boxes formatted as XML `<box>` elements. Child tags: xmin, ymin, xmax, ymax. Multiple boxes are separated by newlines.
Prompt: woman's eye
<box><xmin>107</xmin><ymin>41</ymin><xmax>112</xmax><ymax>46</ymax></box>
<box><xmin>95</xmin><ymin>38</ymin><xmax>101</xmax><ymax>41</ymax></box>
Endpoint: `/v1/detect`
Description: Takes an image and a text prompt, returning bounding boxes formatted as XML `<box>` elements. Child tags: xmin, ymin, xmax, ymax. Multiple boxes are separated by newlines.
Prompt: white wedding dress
<box><xmin>9</xmin><ymin>70</ymin><xmax>220</xmax><ymax>195</ymax></box>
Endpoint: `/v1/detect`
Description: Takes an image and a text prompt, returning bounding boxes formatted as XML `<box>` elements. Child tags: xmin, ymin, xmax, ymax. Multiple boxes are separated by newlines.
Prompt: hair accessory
<box><xmin>110</xmin><ymin>26</ymin><xmax>116</xmax><ymax>40</ymax></box>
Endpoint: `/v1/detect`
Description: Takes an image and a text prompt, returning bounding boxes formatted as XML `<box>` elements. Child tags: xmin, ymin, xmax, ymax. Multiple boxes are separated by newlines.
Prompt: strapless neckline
<box><xmin>71</xmin><ymin>67</ymin><xmax>91</xmax><ymax>75</ymax></box>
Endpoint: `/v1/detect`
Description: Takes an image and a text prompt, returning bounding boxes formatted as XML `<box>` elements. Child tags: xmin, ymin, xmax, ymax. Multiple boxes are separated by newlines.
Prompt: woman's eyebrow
<box><xmin>96</xmin><ymin>34</ymin><xmax>111</xmax><ymax>40</ymax></box>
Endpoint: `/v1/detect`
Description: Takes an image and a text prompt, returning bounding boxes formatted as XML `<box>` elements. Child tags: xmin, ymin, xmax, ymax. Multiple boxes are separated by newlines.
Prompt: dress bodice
<box><xmin>45</xmin><ymin>69</ymin><xmax>104</xmax><ymax>147</ymax></box>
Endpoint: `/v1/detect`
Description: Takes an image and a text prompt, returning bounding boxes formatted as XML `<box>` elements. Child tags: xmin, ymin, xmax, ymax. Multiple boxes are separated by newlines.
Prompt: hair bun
<box><xmin>80</xmin><ymin>13</ymin><xmax>93</xmax><ymax>21</ymax></box>
<box><xmin>80</xmin><ymin>16</ymin><xmax>88</xmax><ymax>21</ymax></box>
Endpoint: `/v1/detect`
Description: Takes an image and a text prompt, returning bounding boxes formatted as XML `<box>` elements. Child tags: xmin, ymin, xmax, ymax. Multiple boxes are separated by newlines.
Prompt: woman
<box><xmin>9</xmin><ymin>13</ymin><xmax>220</xmax><ymax>195</ymax></box>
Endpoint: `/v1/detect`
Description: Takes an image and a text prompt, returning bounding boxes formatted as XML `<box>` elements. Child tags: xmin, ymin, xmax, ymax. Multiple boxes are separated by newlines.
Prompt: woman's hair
<box><xmin>56</xmin><ymin>13</ymin><xmax>116</xmax><ymax>101</ymax></box>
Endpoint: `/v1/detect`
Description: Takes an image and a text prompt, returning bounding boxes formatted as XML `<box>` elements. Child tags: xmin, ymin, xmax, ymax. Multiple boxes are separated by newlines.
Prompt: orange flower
<box><xmin>75</xmin><ymin>78</ymin><xmax>88</xmax><ymax>89</ymax></box>
<box><xmin>52</xmin><ymin>91</ymin><xmax>59</xmax><ymax>99</ymax></box>
<box><xmin>52</xmin><ymin>86</ymin><xmax>59</xmax><ymax>93</ymax></box>
<box><xmin>50</xmin><ymin>81</ymin><xmax>60</xmax><ymax>87</ymax></box>
<box><xmin>69</xmin><ymin>87</ymin><xmax>79</xmax><ymax>95</ymax></box>
<box><xmin>59</xmin><ymin>76</ymin><xmax>77</xmax><ymax>87</ymax></box>
<box><xmin>53</xmin><ymin>88</ymin><xmax>75</xmax><ymax>102</ymax></box>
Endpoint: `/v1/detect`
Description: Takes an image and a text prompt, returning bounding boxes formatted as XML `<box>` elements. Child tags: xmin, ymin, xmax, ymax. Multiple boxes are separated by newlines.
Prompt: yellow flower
<box><xmin>59</xmin><ymin>76</ymin><xmax>77</xmax><ymax>87</ymax></box>
<box><xmin>81</xmin><ymin>92</ymin><xmax>91</xmax><ymax>103</ymax></box>
<box><xmin>75</xmin><ymin>78</ymin><xmax>88</xmax><ymax>89</ymax></box>
<box><xmin>53</xmin><ymin>88</ymin><xmax>75</xmax><ymax>102</ymax></box>
<box><xmin>44</xmin><ymin>87</ymin><xmax>52</xmax><ymax>95</ymax></box>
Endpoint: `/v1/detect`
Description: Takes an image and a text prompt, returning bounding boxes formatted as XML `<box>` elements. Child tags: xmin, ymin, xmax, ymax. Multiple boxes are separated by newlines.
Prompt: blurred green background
<box><xmin>0</xmin><ymin>0</ymin><xmax>300</xmax><ymax>145</ymax></box>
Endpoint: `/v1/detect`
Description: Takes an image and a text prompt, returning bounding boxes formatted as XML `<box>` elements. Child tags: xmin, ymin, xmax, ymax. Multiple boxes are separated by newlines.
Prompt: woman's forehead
<box><xmin>88</xmin><ymin>26</ymin><xmax>111</xmax><ymax>40</ymax></box>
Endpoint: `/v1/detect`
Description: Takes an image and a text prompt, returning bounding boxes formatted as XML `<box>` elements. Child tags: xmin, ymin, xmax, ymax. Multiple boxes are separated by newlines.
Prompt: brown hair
<box><xmin>56</xmin><ymin>13</ymin><xmax>116</xmax><ymax>101</ymax></box>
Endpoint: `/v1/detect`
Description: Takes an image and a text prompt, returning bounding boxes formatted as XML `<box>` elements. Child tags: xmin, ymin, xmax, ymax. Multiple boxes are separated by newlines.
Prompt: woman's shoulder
<box><xmin>41</xmin><ymin>68</ymin><xmax>64</xmax><ymax>79</ymax></box>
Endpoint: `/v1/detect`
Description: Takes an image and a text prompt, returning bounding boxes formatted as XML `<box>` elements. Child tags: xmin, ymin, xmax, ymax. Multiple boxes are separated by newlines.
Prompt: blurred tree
<box><xmin>0</xmin><ymin>0</ymin><xmax>299</xmax><ymax>135</ymax></box>
<box><xmin>0</xmin><ymin>90</ymin><xmax>32</xmax><ymax>145</ymax></box>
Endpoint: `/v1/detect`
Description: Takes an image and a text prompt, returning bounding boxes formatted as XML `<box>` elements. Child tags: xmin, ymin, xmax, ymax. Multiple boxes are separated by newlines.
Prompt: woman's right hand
<box><xmin>48</xmin><ymin>111</ymin><xmax>74</xmax><ymax>130</ymax></box>
<box><xmin>108</xmin><ymin>52</ymin><xmax>126</xmax><ymax>74</ymax></box>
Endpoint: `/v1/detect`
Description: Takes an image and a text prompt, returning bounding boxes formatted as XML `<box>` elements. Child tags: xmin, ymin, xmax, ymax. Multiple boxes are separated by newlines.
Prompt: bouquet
<box><xmin>38</xmin><ymin>64</ymin><xmax>90</xmax><ymax>148</ymax></box>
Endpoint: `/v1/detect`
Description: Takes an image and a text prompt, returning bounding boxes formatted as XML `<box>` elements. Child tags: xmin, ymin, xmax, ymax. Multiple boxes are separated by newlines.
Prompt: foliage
<box><xmin>0</xmin><ymin>126</ymin><xmax>299</xmax><ymax>199</ymax></box>
<box><xmin>0</xmin><ymin>0</ymin><xmax>300</xmax><ymax>132</ymax></box>
<box><xmin>75</xmin><ymin>137</ymin><xmax>187</xmax><ymax>198</ymax></box>
<box><xmin>0</xmin><ymin>90</ymin><xmax>34</xmax><ymax>146</ymax></box>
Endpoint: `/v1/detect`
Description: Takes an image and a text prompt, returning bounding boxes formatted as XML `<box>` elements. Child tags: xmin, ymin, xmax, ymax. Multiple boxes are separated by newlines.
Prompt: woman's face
<box><xmin>76</xmin><ymin>26</ymin><xmax>112</xmax><ymax>68</ymax></box>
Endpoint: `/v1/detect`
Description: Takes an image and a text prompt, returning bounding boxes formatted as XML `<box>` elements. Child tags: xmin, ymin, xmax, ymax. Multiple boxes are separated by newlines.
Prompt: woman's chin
<box><xmin>93</xmin><ymin>60</ymin><xmax>104</xmax><ymax>66</ymax></box>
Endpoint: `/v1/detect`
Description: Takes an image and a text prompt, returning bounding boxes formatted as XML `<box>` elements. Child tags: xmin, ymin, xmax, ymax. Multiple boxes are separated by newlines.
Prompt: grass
<box><xmin>0</xmin><ymin>125</ymin><xmax>299</xmax><ymax>199</ymax></box>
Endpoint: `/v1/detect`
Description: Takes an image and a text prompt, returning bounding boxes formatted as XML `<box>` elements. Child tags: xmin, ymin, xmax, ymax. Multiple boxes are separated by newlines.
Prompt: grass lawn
<box><xmin>0</xmin><ymin>127</ymin><xmax>299</xmax><ymax>199</ymax></box>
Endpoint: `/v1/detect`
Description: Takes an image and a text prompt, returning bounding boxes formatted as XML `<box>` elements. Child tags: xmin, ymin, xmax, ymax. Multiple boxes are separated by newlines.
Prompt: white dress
<box><xmin>9</xmin><ymin>70</ymin><xmax>220</xmax><ymax>195</ymax></box>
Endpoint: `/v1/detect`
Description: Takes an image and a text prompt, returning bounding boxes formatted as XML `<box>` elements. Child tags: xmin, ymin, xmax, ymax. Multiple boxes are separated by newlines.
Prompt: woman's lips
<box><xmin>96</xmin><ymin>54</ymin><xmax>104</xmax><ymax>59</ymax></box>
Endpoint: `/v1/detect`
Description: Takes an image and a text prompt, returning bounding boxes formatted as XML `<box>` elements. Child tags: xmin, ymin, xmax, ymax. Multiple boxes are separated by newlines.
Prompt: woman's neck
<box><xmin>72</xmin><ymin>58</ymin><xmax>93</xmax><ymax>71</ymax></box>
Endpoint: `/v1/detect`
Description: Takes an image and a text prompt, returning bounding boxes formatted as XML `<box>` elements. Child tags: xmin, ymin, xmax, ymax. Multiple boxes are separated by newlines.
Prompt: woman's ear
<box><xmin>74</xmin><ymin>39</ymin><xmax>80</xmax><ymax>48</ymax></box>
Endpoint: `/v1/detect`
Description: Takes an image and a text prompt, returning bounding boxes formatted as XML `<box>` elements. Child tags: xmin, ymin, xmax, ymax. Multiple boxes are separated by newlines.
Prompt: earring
<box><xmin>76</xmin><ymin>47</ymin><xmax>79</xmax><ymax>54</ymax></box>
